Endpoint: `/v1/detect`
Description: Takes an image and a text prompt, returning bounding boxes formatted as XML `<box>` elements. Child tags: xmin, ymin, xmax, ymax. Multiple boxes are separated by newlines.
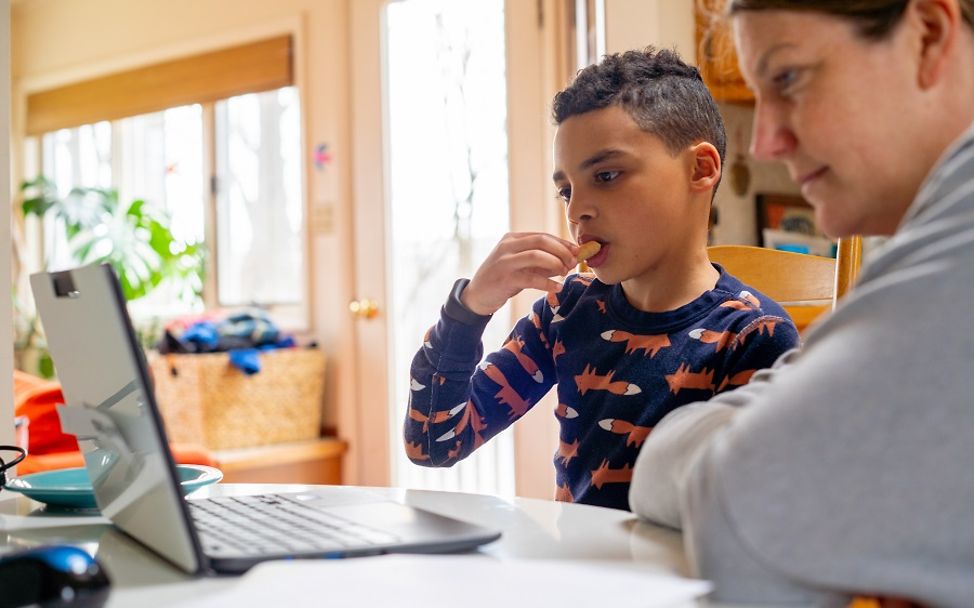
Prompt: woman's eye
<box><xmin>772</xmin><ymin>68</ymin><xmax>801</xmax><ymax>93</ymax></box>
<box><xmin>557</xmin><ymin>187</ymin><xmax>571</xmax><ymax>202</ymax></box>
<box><xmin>594</xmin><ymin>170</ymin><xmax>620</xmax><ymax>184</ymax></box>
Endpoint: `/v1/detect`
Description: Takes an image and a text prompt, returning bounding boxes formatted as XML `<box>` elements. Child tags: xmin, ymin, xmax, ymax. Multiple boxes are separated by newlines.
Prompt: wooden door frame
<box><xmin>1</xmin><ymin>0</ymin><xmax>14</xmax><ymax>449</ymax></box>
<box><xmin>348</xmin><ymin>0</ymin><xmax>392</xmax><ymax>486</ymax></box>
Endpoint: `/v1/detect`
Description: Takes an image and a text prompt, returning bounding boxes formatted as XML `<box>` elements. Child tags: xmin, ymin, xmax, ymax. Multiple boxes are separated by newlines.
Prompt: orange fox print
<box><xmin>528</xmin><ymin>312</ymin><xmax>550</xmax><ymax>349</ymax></box>
<box><xmin>552</xmin><ymin>340</ymin><xmax>566</xmax><ymax>361</ymax></box>
<box><xmin>481</xmin><ymin>362</ymin><xmax>532</xmax><ymax>418</ymax></box>
<box><xmin>546</xmin><ymin>290</ymin><xmax>562</xmax><ymax>316</ymax></box>
<box><xmin>720</xmin><ymin>299</ymin><xmax>752</xmax><ymax>311</ymax></box>
<box><xmin>598</xmin><ymin>418</ymin><xmax>652</xmax><ymax>447</ymax></box>
<box><xmin>600</xmin><ymin>329</ymin><xmax>671</xmax><ymax>357</ymax></box>
<box><xmin>554</xmin><ymin>403</ymin><xmax>579</xmax><ymax>419</ymax></box>
<box><xmin>575</xmin><ymin>364</ymin><xmax>642</xmax><ymax>396</ymax></box>
<box><xmin>736</xmin><ymin>318</ymin><xmax>778</xmax><ymax>345</ymax></box>
<box><xmin>447</xmin><ymin>440</ymin><xmax>464</xmax><ymax>460</ymax></box>
<box><xmin>688</xmin><ymin>327</ymin><xmax>737</xmax><ymax>352</ymax></box>
<box><xmin>573</xmin><ymin>273</ymin><xmax>595</xmax><ymax>287</ymax></box>
<box><xmin>739</xmin><ymin>290</ymin><xmax>761</xmax><ymax>307</ymax></box>
<box><xmin>717</xmin><ymin>368</ymin><xmax>756</xmax><ymax>392</ymax></box>
<box><xmin>409</xmin><ymin>401</ymin><xmax>466</xmax><ymax>433</ymax></box>
<box><xmin>664</xmin><ymin>363</ymin><xmax>715</xmax><ymax>395</ymax></box>
<box><xmin>435</xmin><ymin>400</ymin><xmax>488</xmax><ymax>451</ymax></box>
<box><xmin>590</xmin><ymin>459</ymin><xmax>633</xmax><ymax>490</ymax></box>
<box><xmin>405</xmin><ymin>441</ymin><xmax>429</xmax><ymax>462</ymax></box>
<box><xmin>596</xmin><ymin>299</ymin><xmax>607</xmax><ymax>314</ymax></box>
<box><xmin>555</xmin><ymin>483</ymin><xmax>574</xmax><ymax>503</ymax></box>
<box><xmin>557</xmin><ymin>438</ymin><xmax>581</xmax><ymax>466</ymax></box>
<box><xmin>454</xmin><ymin>400</ymin><xmax>488</xmax><ymax>436</ymax></box>
<box><xmin>408</xmin><ymin>407</ymin><xmax>431</xmax><ymax>430</ymax></box>
<box><xmin>503</xmin><ymin>336</ymin><xmax>544</xmax><ymax>383</ymax></box>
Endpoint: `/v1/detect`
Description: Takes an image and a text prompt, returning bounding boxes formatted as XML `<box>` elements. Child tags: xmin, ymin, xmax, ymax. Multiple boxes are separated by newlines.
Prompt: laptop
<box><xmin>30</xmin><ymin>263</ymin><xmax>501</xmax><ymax>574</ymax></box>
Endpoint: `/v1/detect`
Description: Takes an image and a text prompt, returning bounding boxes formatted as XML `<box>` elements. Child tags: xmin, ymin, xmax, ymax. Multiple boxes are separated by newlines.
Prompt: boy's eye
<box><xmin>594</xmin><ymin>170</ymin><xmax>620</xmax><ymax>184</ymax></box>
<box><xmin>557</xmin><ymin>186</ymin><xmax>571</xmax><ymax>202</ymax></box>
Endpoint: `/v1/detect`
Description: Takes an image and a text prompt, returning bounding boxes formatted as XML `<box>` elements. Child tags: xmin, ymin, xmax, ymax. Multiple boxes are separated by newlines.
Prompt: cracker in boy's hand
<box><xmin>576</xmin><ymin>241</ymin><xmax>602</xmax><ymax>263</ymax></box>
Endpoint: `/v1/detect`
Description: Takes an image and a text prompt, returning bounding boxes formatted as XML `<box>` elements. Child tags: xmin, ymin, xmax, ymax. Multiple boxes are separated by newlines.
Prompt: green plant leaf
<box><xmin>38</xmin><ymin>352</ymin><xmax>55</xmax><ymax>379</ymax></box>
<box><xmin>22</xmin><ymin>176</ymin><xmax>206</xmax><ymax>305</ymax></box>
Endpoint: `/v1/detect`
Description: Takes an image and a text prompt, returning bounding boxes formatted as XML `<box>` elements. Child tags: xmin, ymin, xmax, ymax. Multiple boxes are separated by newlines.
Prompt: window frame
<box><xmin>28</xmin><ymin>86</ymin><xmax>308</xmax><ymax>332</ymax></box>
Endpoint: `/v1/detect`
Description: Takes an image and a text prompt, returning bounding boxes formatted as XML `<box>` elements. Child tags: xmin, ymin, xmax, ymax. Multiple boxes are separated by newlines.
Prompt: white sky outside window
<box><xmin>120</xmin><ymin>105</ymin><xmax>205</xmax><ymax>318</ymax></box>
<box><xmin>216</xmin><ymin>87</ymin><xmax>303</xmax><ymax>307</ymax></box>
<box><xmin>41</xmin><ymin>123</ymin><xmax>112</xmax><ymax>271</ymax></box>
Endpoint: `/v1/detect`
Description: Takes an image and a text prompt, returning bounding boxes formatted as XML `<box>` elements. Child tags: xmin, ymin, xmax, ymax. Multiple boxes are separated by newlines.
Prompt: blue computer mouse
<box><xmin>0</xmin><ymin>545</ymin><xmax>110</xmax><ymax>608</ymax></box>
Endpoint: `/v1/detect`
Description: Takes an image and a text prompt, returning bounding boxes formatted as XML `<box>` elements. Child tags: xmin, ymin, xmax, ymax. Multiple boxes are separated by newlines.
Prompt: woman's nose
<box><xmin>750</xmin><ymin>100</ymin><xmax>797</xmax><ymax>161</ymax></box>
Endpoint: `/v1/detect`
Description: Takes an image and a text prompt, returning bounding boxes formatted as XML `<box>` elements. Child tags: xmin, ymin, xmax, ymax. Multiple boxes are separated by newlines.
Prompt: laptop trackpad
<box><xmin>287</xmin><ymin>487</ymin><xmax>390</xmax><ymax>508</ymax></box>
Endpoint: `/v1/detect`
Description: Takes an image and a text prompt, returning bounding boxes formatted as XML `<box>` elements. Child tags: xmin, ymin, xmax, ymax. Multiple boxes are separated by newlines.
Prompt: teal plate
<box><xmin>6</xmin><ymin>464</ymin><xmax>223</xmax><ymax>509</ymax></box>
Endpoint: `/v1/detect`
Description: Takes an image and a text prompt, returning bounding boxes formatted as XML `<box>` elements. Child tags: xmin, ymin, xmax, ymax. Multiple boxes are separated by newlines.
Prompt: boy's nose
<box><xmin>566</xmin><ymin>195</ymin><xmax>595</xmax><ymax>224</ymax></box>
<box><xmin>750</xmin><ymin>100</ymin><xmax>797</xmax><ymax>161</ymax></box>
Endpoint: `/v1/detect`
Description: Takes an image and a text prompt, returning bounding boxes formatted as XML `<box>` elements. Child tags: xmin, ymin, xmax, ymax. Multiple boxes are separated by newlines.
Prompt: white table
<box><xmin>0</xmin><ymin>484</ymin><xmax>694</xmax><ymax>607</ymax></box>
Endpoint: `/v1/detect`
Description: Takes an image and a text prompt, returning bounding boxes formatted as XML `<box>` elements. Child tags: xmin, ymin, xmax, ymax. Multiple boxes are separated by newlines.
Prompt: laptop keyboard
<box><xmin>188</xmin><ymin>493</ymin><xmax>401</xmax><ymax>557</ymax></box>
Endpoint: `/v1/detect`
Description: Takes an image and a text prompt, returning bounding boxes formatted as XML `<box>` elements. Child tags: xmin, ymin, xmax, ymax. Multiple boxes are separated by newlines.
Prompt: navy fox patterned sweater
<box><xmin>404</xmin><ymin>266</ymin><xmax>800</xmax><ymax>510</ymax></box>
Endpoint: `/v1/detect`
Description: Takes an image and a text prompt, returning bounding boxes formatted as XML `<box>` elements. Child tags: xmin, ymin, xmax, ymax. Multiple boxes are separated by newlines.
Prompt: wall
<box><xmin>10</xmin><ymin>0</ymin><xmax>356</xmax><ymax>464</ymax></box>
<box><xmin>713</xmin><ymin>103</ymin><xmax>798</xmax><ymax>245</ymax></box>
<box><xmin>604</xmin><ymin>0</ymin><xmax>799</xmax><ymax>246</ymax></box>
<box><xmin>605</xmin><ymin>0</ymin><xmax>694</xmax><ymax>56</ymax></box>
<box><xmin>1</xmin><ymin>0</ymin><xmax>13</xmax><ymax>450</ymax></box>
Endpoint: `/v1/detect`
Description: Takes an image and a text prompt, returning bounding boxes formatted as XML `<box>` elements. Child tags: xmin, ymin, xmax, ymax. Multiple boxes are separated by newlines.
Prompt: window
<box><xmin>40</xmin><ymin>121</ymin><xmax>113</xmax><ymax>272</ymax></box>
<box><xmin>37</xmin><ymin>86</ymin><xmax>303</xmax><ymax>321</ymax></box>
<box><xmin>215</xmin><ymin>88</ymin><xmax>303</xmax><ymax>306</ymax></box>
<box><xmin>26</xmin><ymin>37</ymin><xmax>304</xmax><ymax>325</ymax></box>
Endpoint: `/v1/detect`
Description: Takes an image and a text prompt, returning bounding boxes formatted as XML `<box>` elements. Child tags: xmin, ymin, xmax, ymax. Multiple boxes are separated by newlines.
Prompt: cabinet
<box><xmin>215</xmin><ymin>437</ymin><xmax>347</xmax><ymax>485</ymax></box>
<box><xmin>694</xmin><ymin>0</ymin><xmax>753</xmax><ymax>103</ymax></box>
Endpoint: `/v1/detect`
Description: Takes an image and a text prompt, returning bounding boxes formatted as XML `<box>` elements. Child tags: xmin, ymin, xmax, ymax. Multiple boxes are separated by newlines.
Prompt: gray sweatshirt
<box><xmin>630</xmin><ymin>121</ymin><xmax>974</xmax><ymax>607</ymax></box>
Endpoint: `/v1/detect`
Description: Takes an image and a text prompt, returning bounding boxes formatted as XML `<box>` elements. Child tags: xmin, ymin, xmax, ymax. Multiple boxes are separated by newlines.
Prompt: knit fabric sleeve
<box><xmin>403</xmin><ymin>289</ymin><xmax>557</xmax><ymax>467</ymax></box>
<box><xmin>707</xmin><ymin>310</ymin><xmax>801</xmax><ymax>396</ymax></box>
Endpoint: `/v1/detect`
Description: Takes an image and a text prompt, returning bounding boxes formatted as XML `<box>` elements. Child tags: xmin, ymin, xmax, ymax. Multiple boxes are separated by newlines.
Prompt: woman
<box><xmin>629</xmin><ymin>1</ymin><xmax>974</xmax><ymax>605</ymax></box>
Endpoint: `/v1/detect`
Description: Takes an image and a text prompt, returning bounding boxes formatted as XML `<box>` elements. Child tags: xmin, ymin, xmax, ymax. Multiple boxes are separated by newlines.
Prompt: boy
<box><xmin>404</xmin><ymin>47</ymin><xmax>799</xmax><ymax>510</ymax></box>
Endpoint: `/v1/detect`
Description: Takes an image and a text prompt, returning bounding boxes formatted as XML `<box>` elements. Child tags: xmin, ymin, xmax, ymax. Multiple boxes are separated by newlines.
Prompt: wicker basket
<box><xmin>148</xmin><ymin>348</ymin><xmax>326</xmax><ymax>450</ymax></box>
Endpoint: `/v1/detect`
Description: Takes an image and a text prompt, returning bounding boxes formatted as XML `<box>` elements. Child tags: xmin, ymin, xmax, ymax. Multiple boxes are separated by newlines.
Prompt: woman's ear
<box><xmin>689</xmin><ymin>141</ymin><xmax>722</xmax><ymax>195</ymax></box>
<box><xmin>912</xmin><ymin>0</ymin><xmax>960</xmax><ymax>88</ymax></box>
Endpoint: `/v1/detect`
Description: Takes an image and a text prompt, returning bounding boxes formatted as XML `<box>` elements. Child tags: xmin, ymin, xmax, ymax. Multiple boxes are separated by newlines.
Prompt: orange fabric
<box><xmin>13</xmin><ymin>369</ymin><xmax>78</xmax><ymax>454</ymax></box>
<box><xmin>13</xmin><ymin>370</ymin><xmax>216</xmax><ymax>474</ymax></box>
<box><xmin>18</xmin><ymin>443</ymin><xmax>218</xmax><ymax>475</ymax></box>
<box><xmin>17</xmin><ymin>452</ymin><xmax>84</xmax><ymax>476</ymax></box>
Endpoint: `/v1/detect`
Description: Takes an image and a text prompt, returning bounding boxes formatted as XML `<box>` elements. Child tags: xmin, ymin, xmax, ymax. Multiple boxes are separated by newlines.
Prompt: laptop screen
<box><xmin>31</xmin><ymin>264</ymin><xmax>203</xmax><ymax>573</ymax></box>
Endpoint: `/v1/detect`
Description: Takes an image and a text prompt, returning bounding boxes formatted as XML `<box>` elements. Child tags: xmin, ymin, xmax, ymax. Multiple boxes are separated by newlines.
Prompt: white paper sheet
<box><xmin>175</xmin><ymin>554</ymin><xmax>711</xmax><ymax>608</ymax></box>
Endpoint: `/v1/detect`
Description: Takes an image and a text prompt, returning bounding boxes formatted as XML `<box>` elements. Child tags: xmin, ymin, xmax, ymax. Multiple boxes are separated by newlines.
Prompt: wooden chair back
<box><xmin>708</xmin><ymin>237</ymin><xmax>862</xmax><ymax>332</ymax></box>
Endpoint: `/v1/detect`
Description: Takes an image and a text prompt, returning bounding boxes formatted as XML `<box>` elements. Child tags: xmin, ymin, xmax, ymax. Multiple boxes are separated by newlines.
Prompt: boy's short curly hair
<box><xmin>552</xmin><ymin>47</ymin><xmax>727</xmax><ymax>180</ymax></box>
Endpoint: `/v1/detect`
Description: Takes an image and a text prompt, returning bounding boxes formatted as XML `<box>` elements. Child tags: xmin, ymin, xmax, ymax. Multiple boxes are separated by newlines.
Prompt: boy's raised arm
<box><xmin>461</xmin><ymin>232</ymin><xmax>578</xmax><ymax>316</ymax></box>
<box><xmin>403</xmin><ymin>232</ymin><xmax>573</xmax><ymax>467</ymax></box>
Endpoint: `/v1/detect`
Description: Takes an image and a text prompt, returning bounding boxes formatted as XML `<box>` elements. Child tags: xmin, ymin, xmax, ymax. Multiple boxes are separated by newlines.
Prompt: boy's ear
<box><xmin>688</xmin><ymin>142</ymin><xmax>721</xmax><ymax>195</ymax></box>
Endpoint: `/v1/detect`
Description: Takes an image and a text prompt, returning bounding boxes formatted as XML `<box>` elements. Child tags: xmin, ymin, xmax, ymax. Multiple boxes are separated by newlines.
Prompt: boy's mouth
<box><xmin>577</xmin><ymin>236</ymin><xmax>608</xmax><ymax>268</ymax></box>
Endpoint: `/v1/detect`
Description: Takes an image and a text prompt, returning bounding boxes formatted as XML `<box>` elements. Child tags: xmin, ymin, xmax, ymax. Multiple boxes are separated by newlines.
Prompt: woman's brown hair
<box><xmin>728</xmin><ymin>0</ymin><xmax>974</xmax><ymax>40</ymax></box>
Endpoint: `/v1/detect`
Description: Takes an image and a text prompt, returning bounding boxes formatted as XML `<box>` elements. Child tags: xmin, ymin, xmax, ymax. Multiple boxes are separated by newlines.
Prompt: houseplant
<box><xmin>16</xmin><ymin>176</ymin><xmax>206</xmax><ymax>375</ymax></box>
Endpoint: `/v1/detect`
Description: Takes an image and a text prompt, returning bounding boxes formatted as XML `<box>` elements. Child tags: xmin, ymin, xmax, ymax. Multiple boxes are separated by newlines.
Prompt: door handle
<box><xmin>349</xmin><ymin>298</ymin><xmax>380</xmax><ymax>320</ymax></box>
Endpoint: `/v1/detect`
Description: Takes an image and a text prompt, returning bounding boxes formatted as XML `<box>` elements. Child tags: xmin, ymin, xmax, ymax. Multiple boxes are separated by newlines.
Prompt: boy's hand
<box><xmin>461</xmin><ymin>232</ymin><xmax>578</xmax><ymax>316</ymax></box>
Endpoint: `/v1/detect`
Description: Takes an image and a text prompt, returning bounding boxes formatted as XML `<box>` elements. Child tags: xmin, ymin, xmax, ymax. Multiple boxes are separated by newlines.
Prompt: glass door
<box><xmin>350</xmin><ymin>0</ymin><xmax>556</xmax><ymax>496</ymax></box>
<box><xmin>384</xmin><ymin>0</ymin><xmax>515</xmax><ymax>494</ymax></box>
